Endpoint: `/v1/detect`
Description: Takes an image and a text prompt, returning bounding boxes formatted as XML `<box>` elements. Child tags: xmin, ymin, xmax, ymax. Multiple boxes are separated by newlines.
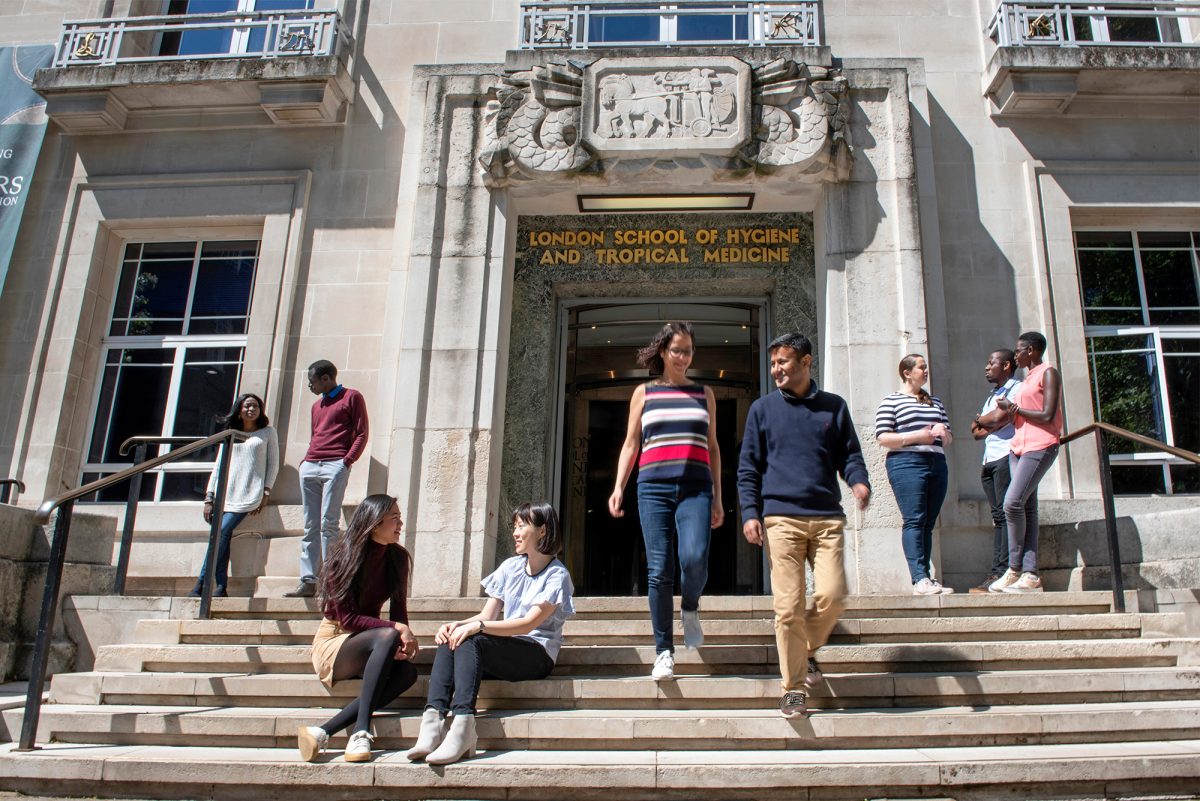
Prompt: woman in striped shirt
<box><xmin>608</xmin><ymin>322</ymin><xmax>723</xmax><ymax>681</ymax></box>
<box><xmin>875</xmin><ymin>354</ymin><xmax>955</xmax><ymax>595</ymax></box>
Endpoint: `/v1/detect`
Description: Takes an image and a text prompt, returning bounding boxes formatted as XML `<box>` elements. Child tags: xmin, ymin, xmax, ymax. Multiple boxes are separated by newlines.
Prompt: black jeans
<box><xmin>426</xmin><ymin>634</ymin><xmax>554</xmax><ymax>715</ymax></box>
<box><xmin>980</xmin><ymin>456</ymin><xmax>1012</xmax><ymax>576</ymax></box>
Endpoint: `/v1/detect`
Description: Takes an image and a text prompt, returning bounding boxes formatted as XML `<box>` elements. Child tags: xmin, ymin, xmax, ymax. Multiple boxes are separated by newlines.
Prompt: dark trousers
<box><xmin>426</xmin><ymin>635</ymin><xmax>554</xmax><ymax>715</ymax></box>
<box><xmin>980</xmin><ymin>456</ymin><xmax>1012</xmax><ymax>576</ymax></box>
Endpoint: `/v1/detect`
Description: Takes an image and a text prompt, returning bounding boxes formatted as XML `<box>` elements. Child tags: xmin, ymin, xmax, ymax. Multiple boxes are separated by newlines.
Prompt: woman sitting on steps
<box><xmin>405</xmin><ymin>501</ymin><xmax>576</xmax><ymax>766</ymax></box>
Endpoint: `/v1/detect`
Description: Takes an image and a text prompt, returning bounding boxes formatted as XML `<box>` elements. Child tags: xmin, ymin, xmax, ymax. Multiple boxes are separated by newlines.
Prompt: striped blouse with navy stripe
<box><xmin>874</xmin><ymin>393</ymin><xmax>951</xmax><ymax>455</ymax></box>
<box><xmin>637</xmin><ymin>383</ymin><xmax>712</xmax><ymax>486</ymax></box>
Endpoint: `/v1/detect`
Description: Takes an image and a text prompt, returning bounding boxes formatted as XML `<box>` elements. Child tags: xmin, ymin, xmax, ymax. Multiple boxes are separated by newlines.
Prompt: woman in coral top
<box><xmin>989</xmin><ymin>331</ymin><xmax>1063</xmax><ymax>594</ymax></box>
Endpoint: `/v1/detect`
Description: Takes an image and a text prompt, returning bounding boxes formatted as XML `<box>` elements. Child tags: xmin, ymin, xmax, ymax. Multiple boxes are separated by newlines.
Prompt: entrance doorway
<box><xmin>557</xmin><ymin>301</ymin><xmax>766</xmax><ymax>596</ymax></box>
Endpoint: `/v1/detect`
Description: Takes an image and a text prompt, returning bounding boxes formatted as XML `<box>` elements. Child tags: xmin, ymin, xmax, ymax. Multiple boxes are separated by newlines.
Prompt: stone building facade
<box><xmin>0</xmin><ymin>1</ymin><xmax>1197</xmax><ymax>597</ymax></box>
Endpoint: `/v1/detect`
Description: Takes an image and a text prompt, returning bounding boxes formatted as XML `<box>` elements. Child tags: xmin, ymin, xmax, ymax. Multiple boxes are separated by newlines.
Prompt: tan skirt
<box><xmin>311</xmin><ymin>618</ymin><xmax>353</xmax><ymax>688</ymax></box>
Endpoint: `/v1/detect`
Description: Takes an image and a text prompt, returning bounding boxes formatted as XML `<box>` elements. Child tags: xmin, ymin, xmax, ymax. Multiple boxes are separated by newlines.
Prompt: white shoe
<box><xmin>912</xmin><ymin>578</ymin><xmax>941</xmax><ymax>596</ymax></box>
<box><xmin>406</xmin><ymin>707</ymin><xmax>449</xmax><ymax>761</ymax></box>
<box><xmin>1003</xmin><ymin>572</ymin><xmax>1044</xmax><ymax>593</ymax></box>
<box><xmin>682</xmin><ymin>609</ymin><xmax>704</xmax><ymax>649</ymax></box>
<box><xmin>425</xmin><ymin>714</ymin><xmax>477</xmax><ymax>765</ymax></box>
<box><xmin>989</xmin><ymin>568</ymin><xmax>1021</xmax><ymax>593</ymax></box>
<box><xmin>344</xmin><ymin>729</ymin><xmax>374</xmax><ymax>763</ymax></box>
<box><xmin>930</xmin><ymin>579</ymin><xmax>955</xmax><ymax>595</ymax></box>
<box><xmin>651</xmin><ymin>649</ymin><xmax>675</xmax><ymax>680</ymax></box>
<box><xmin>296</xmin><ymin>725</ymin><xmax>328</xmax><ymax>762</ymax></box>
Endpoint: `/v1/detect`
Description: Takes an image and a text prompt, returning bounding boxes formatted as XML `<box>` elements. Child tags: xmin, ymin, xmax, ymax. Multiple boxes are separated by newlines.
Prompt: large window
<box><xmin>588</xmin><ymin>3</ymin><xmax>750</xmax><ymax>45</ymax></box>
<box><xmin>159</xmin><ymin>0</ymin><xmax>317</xmax><ymax>57</ymax></box>
<box><xmin>82</xmin><ymin>240</ymin><xmax>259</xmax><ymax>502</ymax></box>
<box><xmin>1077</xmin><ymin>230</ymin><xmax>1200</xmax><ymax>494</ymax></box>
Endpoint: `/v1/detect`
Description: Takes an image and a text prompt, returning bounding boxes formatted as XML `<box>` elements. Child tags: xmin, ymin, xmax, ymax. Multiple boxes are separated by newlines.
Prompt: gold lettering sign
<box><xmin>523</xmin><ymin>225</ymin><xmax>800</xmax><ymax>266</ymax></box>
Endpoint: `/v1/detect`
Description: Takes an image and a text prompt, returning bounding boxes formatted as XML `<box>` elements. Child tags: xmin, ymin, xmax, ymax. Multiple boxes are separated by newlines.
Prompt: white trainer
<box><xmin>930</xmin><ymin>579</ymin><xmax>955</xmax><ymax>595</ymax></box>
<box><xmin>1003</xmin><ymin>572</ymin><xmax>1044</xmax><ymax>593</ymax></box>
<box><xmin>682</xmin><ymin>609</ymin><xmax>704</xmax><ymax>649</ymax></box>
<box><xmin>912</xmin><ymin>578</ymin><xmax>941</xmax><ymax>595</ymax></box>
<box><xmin>296</xmin><ymin>725</ymin><xmax>328</xmax><ymax>762</ymax></box>
<box><xmin>651</xmin><ymin>649</ymin><xmax>675</xmax><ymax>680</ymax></box>
<box><xmin>344</xmin><ymin>729</ymin><xmax>374</xmax><ymax>763</ymax></box>
<box><xmin>989</xmin><ymin>568</ymin><xmax>1021</xmax><ymax>593</ymax></box>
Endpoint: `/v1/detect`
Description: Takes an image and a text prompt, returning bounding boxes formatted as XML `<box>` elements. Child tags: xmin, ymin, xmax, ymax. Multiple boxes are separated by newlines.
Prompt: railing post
<box><xmin>113</xmin><ymin>442</ymin><xmax>148</xmax><ymax>595</ymax></box>
<box><xmin>17</xmin><ymin>500</ymin><xmax>74</xmax><ymax>751</ymax></box>
<box><xmin>1094</xmin><ymin>428</ymin><xmax>1126</xmax><ymax>613</ymax></box>
<box><xmin>199</xmin><ymin>439</ymin><xmax>233</xmax><ymax>620</ymax></box>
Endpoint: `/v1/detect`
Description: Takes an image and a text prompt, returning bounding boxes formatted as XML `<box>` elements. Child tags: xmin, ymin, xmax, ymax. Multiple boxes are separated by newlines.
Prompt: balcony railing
<box><xmin>988</xmin><ymin>1</ymin><xmax>1200</xmax><ymax>47</ymax></box>
<box><xmin>519</xmin><ymin>1</ymin><xmax>822</xmax><ymax>49</ymax></box>
<box><xmin>51</xmin><ymin>9</ymin><xmax>340</xmax><ymax>68</ymax></box>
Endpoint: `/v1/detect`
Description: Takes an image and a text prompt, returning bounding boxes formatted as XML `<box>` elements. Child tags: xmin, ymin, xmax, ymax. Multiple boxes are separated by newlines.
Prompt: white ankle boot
<box><xmin>405</xmin><ymin>707</ymin><xmax>449</xmax><ymax>761</ymax></box>
<box><xmin>425</xmin><ymin>713</ymin><xmax>477</xmax><ymax>765</ymax></box>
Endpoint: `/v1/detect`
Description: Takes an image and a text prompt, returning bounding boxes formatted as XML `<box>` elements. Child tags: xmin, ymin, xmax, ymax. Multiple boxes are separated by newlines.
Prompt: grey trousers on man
<box><xmin>298</xmin><ymin>458</ymin><xmax>351</xmax><ymax>584</ymax></box>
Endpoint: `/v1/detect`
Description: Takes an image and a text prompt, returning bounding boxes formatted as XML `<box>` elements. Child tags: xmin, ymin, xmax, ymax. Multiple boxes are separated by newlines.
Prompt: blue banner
<box><xmin>0</xmin><ymin>44</ymin><xmax>54</xmax><ymax>297</ymax></box>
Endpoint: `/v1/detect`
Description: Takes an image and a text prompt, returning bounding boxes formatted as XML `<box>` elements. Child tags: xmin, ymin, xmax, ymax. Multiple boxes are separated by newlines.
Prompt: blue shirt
<box><xmin>481</xmin><ymin>556</ymin><xmax>575</xmax><ymax>661</ymax></box>
<box><xmin>980</xmin><ymin>378</ymin><xmax>1021</xmax><ymax>464</ymax></box>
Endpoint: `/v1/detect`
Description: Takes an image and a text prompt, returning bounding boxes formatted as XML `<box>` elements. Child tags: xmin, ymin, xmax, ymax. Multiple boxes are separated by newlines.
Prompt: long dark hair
<box><xmin>636</xmin><ymin>321</ymin><xmax>695</xmax><ymax>374</ymax></box>
<box><xmin>320</xmin><ymin>494</ymin><xmax>411</xmax><ymax>622</ymax></box>
<box><xmin>898</xmin><ymin>354</ymin><xmax>932</xmax><ymax>406</ymax></box>
<box><xmin>219</xmin><ymin>392</ymin><xmax>269</xmax><ymax>431</ymax></box>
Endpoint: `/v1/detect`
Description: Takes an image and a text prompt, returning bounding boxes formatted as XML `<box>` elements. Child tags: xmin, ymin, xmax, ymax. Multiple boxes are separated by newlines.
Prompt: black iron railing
<box><xmin>0</xmin><ymin>478</ymin><xmax>24</xmax><ymax>505</ymax></box>
<box><xmin>1058</xmin><ymin>421</ymin><xmax>1200</xmax><ymax>613</ymax></box>
<box><xmin>16</xmin><ymin>429</ymin><xmax>245</xmax><ymax>752</ymax></box>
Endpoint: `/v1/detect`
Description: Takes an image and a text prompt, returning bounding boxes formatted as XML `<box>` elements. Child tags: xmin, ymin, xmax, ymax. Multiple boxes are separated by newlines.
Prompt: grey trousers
<box><xmin>1004</xmin><ymin>445</ymin><xmax>1059</xmax><ymax>574</ymax></box>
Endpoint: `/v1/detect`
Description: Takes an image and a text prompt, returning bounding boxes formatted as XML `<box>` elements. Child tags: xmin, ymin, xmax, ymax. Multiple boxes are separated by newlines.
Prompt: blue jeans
<box><xmin>197</xmin><ymin>511</ymin><xmax>247</xmax><ymax>591</ymax></box>
<box><xmin>637</xmin><ymin>481</ymin><xmax>712</xmax><ymax>654</ymax></box>
<box><xmin>299</xmin><ymin>459</ymin><xmax>351</xmax><ymax>583</ymax></box>
<box><xmin>885</xmin><ymin>451</ymin><xmax>949</xmax><ymax>583</ymax></box>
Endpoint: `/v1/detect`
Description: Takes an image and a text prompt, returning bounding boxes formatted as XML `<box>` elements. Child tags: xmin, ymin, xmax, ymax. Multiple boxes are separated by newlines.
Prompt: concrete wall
<box><xmin>0</xmin><ymin>1</ymin><xmax>1195</xmax><ymax>595</ymax></box>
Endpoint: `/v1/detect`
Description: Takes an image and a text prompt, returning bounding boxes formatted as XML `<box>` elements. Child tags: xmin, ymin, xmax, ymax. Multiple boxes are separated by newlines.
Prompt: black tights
<box><xmin>320</xmin><ymin>626</ymin><xmax>417</xmax><ymax>736</ymax></box>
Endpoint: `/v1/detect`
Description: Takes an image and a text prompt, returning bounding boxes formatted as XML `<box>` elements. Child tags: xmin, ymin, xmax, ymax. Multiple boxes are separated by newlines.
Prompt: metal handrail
<box><xmin>519</xmin><ymin>0</ymin><xmax>823</xmax><ymax>49</ymax></box>
<box><xmin>18</xmin><ymin>428</ymin><xmax>246</xmax><ymax>752</ymax></box>
<box><xmin>0</xmin><ymin>478</ymin><xmax>24</xmax><ymax>505</ymax></box>
<box><xmin>987</xmin><ymin>0</ymin><xmax>1200</xmax><ymax>47</ymax></box>
<box><xmin>1057</xmin><ymin>420</ymin><xmax>1200</xmax><ymax>614</ymax></box>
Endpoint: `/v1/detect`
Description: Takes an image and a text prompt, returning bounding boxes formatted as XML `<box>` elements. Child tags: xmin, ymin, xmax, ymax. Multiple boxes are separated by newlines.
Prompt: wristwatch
<box><xmin>477</xmin><ymin>620</ymin><xmax>486</xmax><ymax>633</ymax></box>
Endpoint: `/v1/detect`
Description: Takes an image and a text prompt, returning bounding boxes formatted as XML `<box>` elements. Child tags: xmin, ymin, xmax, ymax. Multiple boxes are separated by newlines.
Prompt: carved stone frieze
<box><xmin>480</xmin><ymin>55</ymin><xmax>853</xmax><ymax>186</ymax></box>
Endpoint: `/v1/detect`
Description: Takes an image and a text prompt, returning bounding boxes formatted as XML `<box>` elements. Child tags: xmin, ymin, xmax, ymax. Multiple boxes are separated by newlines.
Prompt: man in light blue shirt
<box><xmin>969</xmin><ymin>349</ymin><xmax>1021</xmax><ymax>592</ymax></box>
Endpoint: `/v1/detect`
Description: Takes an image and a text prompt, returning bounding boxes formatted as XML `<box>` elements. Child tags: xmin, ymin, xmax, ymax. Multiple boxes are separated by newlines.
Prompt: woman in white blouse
<box><xmin>192</xmin><ymin>393</ymin><xmax>279</xmax><ymax>597</ymax></box>
<box><xmin>404</xmin><ymin>501</ymin><xmax>575</xmax><ymax>766</ymax></box>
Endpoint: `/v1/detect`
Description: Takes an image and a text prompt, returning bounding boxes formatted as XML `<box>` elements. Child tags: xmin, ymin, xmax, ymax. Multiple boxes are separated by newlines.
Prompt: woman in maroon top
<box><xmin>296</xmin><ymin>494</ymin><xmax>418</xmax><ymax>763</ymax></box>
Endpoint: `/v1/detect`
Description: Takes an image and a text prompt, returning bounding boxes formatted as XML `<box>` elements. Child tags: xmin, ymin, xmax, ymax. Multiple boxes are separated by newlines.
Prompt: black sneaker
<box><xmin>284</xmin><ymin>582</ymin><xmax>316</xmax><ymax>598</ymax></box>
<box><xmin>213</xmin><ymin>587</ymin><xmax>228</xmax><ymax>598</ymax></box>
<box><xmin>779</xmin><ymin>690</ymin><xmax>808</xmax><ymax>719</ymax></box>
<box><xmin>804</xmin><ymin>656</ymin><xmax>823</xmax><ymax>688</ymax></box>
<box><xmin>187</xmin><ymin>581</ymin><xmax>202</xmax><ymax>598</ymax></box>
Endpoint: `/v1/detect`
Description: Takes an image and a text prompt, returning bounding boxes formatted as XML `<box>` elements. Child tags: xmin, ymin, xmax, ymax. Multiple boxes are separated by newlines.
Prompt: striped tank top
<box><xmin>637</xmin><ymin>382</ymin><xmax>712</xmax><ymax>486</ymax></box>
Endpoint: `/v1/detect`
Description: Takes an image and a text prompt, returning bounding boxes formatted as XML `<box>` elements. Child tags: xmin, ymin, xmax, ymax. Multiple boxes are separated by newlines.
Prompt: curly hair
<box><xmin>635</xmin><ymin>321</ymin><xmax>695</xmax><ymax>374</ymax></box>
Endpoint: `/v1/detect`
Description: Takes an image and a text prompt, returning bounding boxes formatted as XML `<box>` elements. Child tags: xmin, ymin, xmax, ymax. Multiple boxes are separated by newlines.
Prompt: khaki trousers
<box><xmin>764</xmin><ymin>515</ymin><xmax>848</xmax><ymax>692</ymax></box>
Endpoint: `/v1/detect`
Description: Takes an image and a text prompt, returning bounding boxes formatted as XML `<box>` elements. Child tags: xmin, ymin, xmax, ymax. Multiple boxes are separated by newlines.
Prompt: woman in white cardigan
<box><xmin>191</xmin><ymin>393</ymin><xmax>279</xmax><ymax>597</ymax></box>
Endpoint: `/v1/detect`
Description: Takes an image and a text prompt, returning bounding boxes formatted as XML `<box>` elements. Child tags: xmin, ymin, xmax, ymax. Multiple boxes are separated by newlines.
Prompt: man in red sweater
<box><xmin>285</xmin><ymin>360</ymin><xmax>370</xmax><ymax>597</ymax></box>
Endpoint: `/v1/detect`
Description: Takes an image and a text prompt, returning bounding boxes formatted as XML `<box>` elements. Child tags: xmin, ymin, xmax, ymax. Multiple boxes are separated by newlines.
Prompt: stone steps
<box><xmin>3</xmin><ymin>740</ymin><xmax>1199</xmax><ymax>800</ymax></box>
<box><xmin>92</xmin><ymin>635</ymin><xmax>1199</xmax><ymax>676</ymax></box>
<box><xmin>8</xmin><ymin>700</ymin><xmax>1200</xmax><ymax>751</ymax></box>
<box><xmin>44</xmin><ymin>665</ymin><xmax>1200</xmax><ymax>709</ymax></box>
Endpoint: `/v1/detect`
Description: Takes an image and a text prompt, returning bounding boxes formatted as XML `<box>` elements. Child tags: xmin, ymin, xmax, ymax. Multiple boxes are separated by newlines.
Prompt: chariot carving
<box><xmin>480</xmin><ymin>55</ymin><xmax>853</xmax><ymax>186</ymax></box>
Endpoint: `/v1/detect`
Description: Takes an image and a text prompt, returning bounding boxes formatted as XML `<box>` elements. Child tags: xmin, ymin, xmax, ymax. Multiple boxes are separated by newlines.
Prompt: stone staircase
<box><xmin>2</xmin><ymin>592</ymin><xmax>1200</xmax><ymax>800</ymax></box>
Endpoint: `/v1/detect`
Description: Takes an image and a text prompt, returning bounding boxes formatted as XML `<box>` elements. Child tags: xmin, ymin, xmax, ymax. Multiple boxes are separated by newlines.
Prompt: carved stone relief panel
<box><xmin>581</xmin><ymin>57</ymin><xmax>751</xmax><ymax>158</ymax></box>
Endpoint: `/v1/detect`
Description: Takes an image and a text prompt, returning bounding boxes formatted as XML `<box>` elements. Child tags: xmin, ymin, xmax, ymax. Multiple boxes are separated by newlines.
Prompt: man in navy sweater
<box><xmin>738</xmin><ymin>333</ymin><xmax>870</xmax><ymax>719</ymax></box>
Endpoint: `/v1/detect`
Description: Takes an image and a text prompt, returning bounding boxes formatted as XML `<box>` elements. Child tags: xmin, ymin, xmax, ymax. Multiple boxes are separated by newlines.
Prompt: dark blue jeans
<box><xmin>637</xmin><ymin>481</ymin><xmax>712</xmax><ymax>654</ymax></box>
<box><xmin>197</xmin><ymin>511</ymin><xmax>247</xmax><ymax>591</ymax></box>
<box><xmin>981</xmin><ymin>456</ymin><xmax>1013</xmax><ymax>576</ymax></box>
<box><xmin>885</xmin><ymin>451</ymin><xmax>948</xmax><ymax>584</ymax></box>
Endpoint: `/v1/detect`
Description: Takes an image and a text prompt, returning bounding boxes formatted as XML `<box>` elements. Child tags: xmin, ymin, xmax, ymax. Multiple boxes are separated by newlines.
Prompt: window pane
<box><xmin>1171</xmin><ymin>465</ymin><xmax>1200</xmax><ymax>495</ymax></box>
<box><xmin>246</xmin><ymin>0</ymin><xmax>317</xmax><ymax>52</ymax></box>
<box><xmin>1077</xmin><ymin>248</ymin><xmax>1141</xmax><ymax>325</ymax></box>
<box><xmin>1086</xmin><ymin>335</ymin><xmax>1165</xmax><ymax>453</ymax></box>
<box><xmin>677</xmin><ymin>10</ymin><xmax>745</xmax><ymax>42</ymax></box>
<box><xmin>124</xmin><ymin>259</ymin><xmax>193</xmax><ymax>336</ymax></box>
<box><xmin>1110</xmin><ymin>464</ymin><xmax>1167</xmax><ymax>495</ymax></box>
<box><xmin>188</xmin><ymin>257</ymin><xmax>256</xmax><ymax>334</ymax></box>
<box><xmin>110</xmin><ymin>257</ymin><xmax>139</xmax><ymax>336</ymax></box>
<box><xmin>91</xmin><ymin>348</ymin><xmax>175</xmax><ymax>464</ymax></box>
<box><xmin>1105</xmin><ymin>15</ymin><xmax>1162</xmax><ymax>43</ymax></box>
<box><xmin>161</xmin><ymin>471</ymin><xmax>212</xmax><ymax>501</ymax></box>
<box><xmin>1138</xmin><ymin>231</ymin><xmax>1191</xmax><ymax>248</ymax></box>
<box><xmin>79</xmin><ymin>471</ymin><xmax>158</xmax><ymax>504</ymax></box>
<box><xmin>1141</xmin><ymin>248</ymin><xmax>1200</xmax><ymax>325</ymax></box>
<box><xmin>171</xmin><ymin>347</ymin><xmax>244</xmax><ymax>461</ymax></box>
<box><xmin>1163</xmin><ymin>339</ymin><xmax>1199</xmax><ymax>452</ymax></box>
<box><xmin>1076</xmin><ymin>231</ymin><xmax>1132</xmax><ymax>248</ymax></box>
<box><xmin>165</xmin><ymin>0</ymin><xmax>240</xmax><ymax>56</ymax></box>
<box><xmin>589</xmin><ymin>5</ymin><xmax>660</xmax><ymax>42</ymax></box>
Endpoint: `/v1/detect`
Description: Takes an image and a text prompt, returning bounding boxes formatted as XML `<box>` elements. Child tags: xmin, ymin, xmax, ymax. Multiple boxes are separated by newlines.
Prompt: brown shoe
<box><xmin>970</xmin><ymin>575</ymin><xmax>999</xmax><ymax>594</ymax></box>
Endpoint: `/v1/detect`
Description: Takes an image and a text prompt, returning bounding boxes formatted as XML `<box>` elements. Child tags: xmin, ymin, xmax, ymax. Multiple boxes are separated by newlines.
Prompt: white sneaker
<box><xmin>651</xmin><ymin>649</ymin><xmax>675</xmax><ymax>680</ymax></box>
<box><xmin>913</xmin><ymin>578</ymin><xmax>941</xmax><ymax>595</ymax></box>
<box><xmin>1003</xmin><ymin>572</ymin><xmax>1044</xmax><ymax>593</ymax></box>
<box><xmin>930</xmin><ymin>579</ymin><xmax>955</xmax><ymax>595</ymax></box>
<box><xmin>344</xmin><ymin>729</ymin><xmax>374</xmax><ymax>763</ymax></box>
<box><xmin>296</xmin><ymin>725</ymin><xmax>328</xmax><ymax>762</ymax></box>
<box><xmin>989</xmin><ymin>568</ymin><xmax>1021</xmax><ymax>593</ymax></box>
<box><xmin>682</xmin><ymin>609</ymin><xmax>704</xmax><ymax>649</ymax></box>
